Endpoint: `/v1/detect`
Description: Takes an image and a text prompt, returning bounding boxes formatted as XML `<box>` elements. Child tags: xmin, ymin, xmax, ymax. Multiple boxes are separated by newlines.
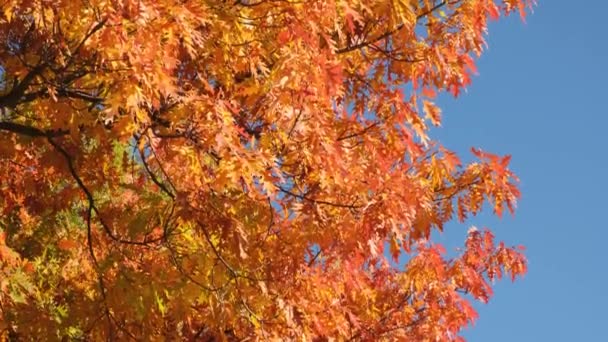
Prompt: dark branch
<box><xmin>46</xmin><ymin>136</ymin><xmax>164</xmax><ymax>246</ymax></box>
<box><xmin>276</xmin><ymin>185</ymin><xmax>362</xmax><ymax>209</ymax></box>
<box><xmin>138</xmin><ymin>143</ymin><xmax>175</xmax><ymax>199</ymax></box>
<box><xmin>336</xmin><ymin>1</ymin><xmax>451</xmax><ymax>54</ymax></box>
<box><xmin>0</xmin><ymin>121</ymin><xmax>69</xmax><ymax>137</ymax></box>
<box><xmin>0</xmin><ymin>64</ymin><xmax>46</xmax><ymax>109</ymax></box>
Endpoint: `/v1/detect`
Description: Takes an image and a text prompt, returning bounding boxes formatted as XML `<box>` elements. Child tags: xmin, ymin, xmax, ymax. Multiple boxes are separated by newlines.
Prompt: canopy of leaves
<box><xmin>0</xmin><ymin>0</ymin><xmax>531</xmax><ymax>340</ymax></box>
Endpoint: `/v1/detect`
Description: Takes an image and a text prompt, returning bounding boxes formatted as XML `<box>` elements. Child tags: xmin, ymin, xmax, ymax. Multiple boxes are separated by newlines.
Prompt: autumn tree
<box><xmin>0</xmin><ymin>0</ymin><xmax>531</xmax><ymax>340</ymax></box>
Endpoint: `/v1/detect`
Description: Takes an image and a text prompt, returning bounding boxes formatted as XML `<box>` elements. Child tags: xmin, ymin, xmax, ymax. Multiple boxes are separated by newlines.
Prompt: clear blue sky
<box><xmin>429</xmin><ymin>1</ymin><xmax>608</xmax><ymax>340</ymax></box>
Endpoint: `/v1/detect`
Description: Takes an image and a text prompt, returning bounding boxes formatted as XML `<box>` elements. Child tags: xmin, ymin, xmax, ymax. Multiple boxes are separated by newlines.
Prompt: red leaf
<box><xmin>422</xmin><ymin>87</ymin><xmax>437</xmax><ymax>98</ymax></box>
<box><xmin>488</xmin><ymin>3</ymin><xmax>500</xmax><ymax>20</ymax></box>
<box><xmin>57</xmin><ymin>239</ymin><xmax>78</xmax><ymax>251</ymax></box>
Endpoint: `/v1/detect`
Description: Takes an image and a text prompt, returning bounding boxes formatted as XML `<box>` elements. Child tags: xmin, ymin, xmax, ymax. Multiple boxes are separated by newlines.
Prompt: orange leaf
<box><xmin>57</xmin><ymin>239</ymin><xmax>78</xmax><ymax>251</ymax></box>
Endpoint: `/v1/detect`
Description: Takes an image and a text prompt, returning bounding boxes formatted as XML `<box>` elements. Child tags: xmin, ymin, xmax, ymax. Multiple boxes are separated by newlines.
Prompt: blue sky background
<box><xmin>429</xmin><ymin>1</ymin><xmax>608</xmax><ymax>340</ymax></box>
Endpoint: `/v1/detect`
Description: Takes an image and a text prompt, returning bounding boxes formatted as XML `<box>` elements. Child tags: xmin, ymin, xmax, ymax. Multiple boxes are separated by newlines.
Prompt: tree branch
<box><xmin>336</xmin><ymin>1</ymin><xmax>451</xmax><ymax>54</ymax></box>
<box><xmin>46</xmin><ymin>136</ymin><xmax>164</xmax><ymax>246</ymax></box>
<box><xmin>276</xmin><ymin>185</ymin><xmax>363</xmax><ymax>209</ymax></box>
<box><xmin>0</xmin><ymin>64</ymin><xmax>46</xmax><ymax>109</ymax></box>
<box><xmin>0</xmin><ymin>121</ymin><xmax>69</xmax><ymax>137</ymax></box>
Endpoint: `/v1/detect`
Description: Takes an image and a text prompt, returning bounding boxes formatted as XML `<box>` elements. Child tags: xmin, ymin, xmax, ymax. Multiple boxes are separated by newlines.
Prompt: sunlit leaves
<box><xmin>0</xmin><ymin>0</ymin><xmax>531</xmax><ymax>340</ymax></box>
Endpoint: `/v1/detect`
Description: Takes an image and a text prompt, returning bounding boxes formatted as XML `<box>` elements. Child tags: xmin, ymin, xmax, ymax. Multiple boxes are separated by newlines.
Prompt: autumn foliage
<box><xmin>0</xmin><ymin>0</ymin><xmax>530</xmax><ymax>340</ymax></box>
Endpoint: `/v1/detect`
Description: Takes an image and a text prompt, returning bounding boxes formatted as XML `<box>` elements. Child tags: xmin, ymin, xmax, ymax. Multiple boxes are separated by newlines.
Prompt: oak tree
<box><xmin>0</xmin><ymin>0</ymin><xmax>531</xmax><ymax>340</ymax></box>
